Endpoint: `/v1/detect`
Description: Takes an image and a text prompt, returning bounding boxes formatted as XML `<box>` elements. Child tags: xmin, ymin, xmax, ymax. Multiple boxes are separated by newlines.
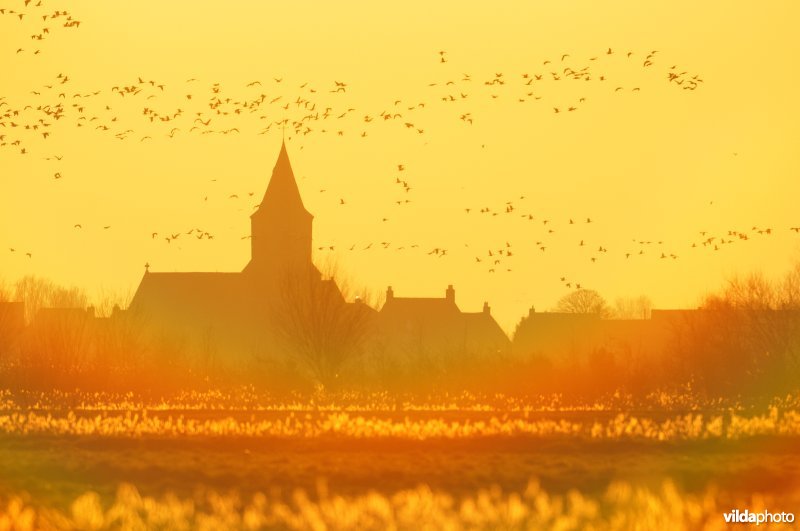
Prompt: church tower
<box><xmin>243</xmin><ymin>141</ymin><xmax>313</xmax><ymax>280</ymax></box>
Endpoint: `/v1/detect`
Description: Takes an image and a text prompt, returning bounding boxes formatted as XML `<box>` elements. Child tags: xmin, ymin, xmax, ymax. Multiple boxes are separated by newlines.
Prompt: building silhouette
<box><xmin>373</xmin><ymin>285</ymin><xmax>510</xmax><ymax>375</ymax></box>
<box><xmin>124</xmin><ymin>141</ymin><xmax>510</xmax><ymax>373</ymax></box>
<box><xmin>2</xmin><ymin>143</ymin><xmax>797</xmax><ymax>390</ymax></box>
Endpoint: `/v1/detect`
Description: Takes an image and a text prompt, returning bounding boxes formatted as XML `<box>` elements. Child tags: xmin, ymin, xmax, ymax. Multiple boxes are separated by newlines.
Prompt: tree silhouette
<box><xmin>270</xmin><ymin>259</ymin><xmax>379</xmax><ymax>389</ymax></box>
<box><xmin>666</xmin><ymin>266</ymin><xmax>800</xmax><ymax>396</ymax></box>
<box><xmin>555</xmin><ymin>289</ymin><xmax>610</xmax><ymax>317</ymax></box>
<box><xmin>0</xmin><ymin>279</ymin><xmax>18</xmax><ymax>363</ymax></box>
<box><xmin>611</xmin><ymin>295</ymin><xmax>653</xmax><ymax>319</ymax></box>
<box><xmin>13</xmin><ymin>275</ymin><xmax>87</xmax><ymax>324</ymax></box>
<box><xmin>0</xmin><ymin>278</ymin><xmax>10</xmax><ymax>303</ymax></box>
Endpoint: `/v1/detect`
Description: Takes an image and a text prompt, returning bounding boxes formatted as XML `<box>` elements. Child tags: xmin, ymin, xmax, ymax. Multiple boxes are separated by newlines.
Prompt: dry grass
<box><xmin>2</xmin><ymin>390</ymin><xmax>798</xmax><ymax>529</ymax></box>
<box><xmin>1</xmin><ymin>408</ymin><xmax>799</xmax><ymax>441</ymax></box>
<box><xmin>3</xmin><ymin>388</ymin><xmax>798</xmax><ymax>412</ymax></box>
<box><xmin>1</xmin><ymin>479</ymin><xmax>797</xmax><ymax>530</ymax></box>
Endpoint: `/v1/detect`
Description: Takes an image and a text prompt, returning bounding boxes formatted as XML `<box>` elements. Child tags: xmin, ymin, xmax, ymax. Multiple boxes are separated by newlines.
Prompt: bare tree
<box><xmin>13</xmin><ymin>276</ymin><xmax>88</xmax><ymax>324</ymax></box>
<box><xmin>555</xmin><ymin>289</ymin><xmax>611</xmax><ymax>317</ymax></box>
<box><xmin>21</xmin><ymin>307</ymin><xmax>95</xmax><ymax>388</ymax></box>
<box><xmin>0</xmin><ymin>277</ymin><xmax>21</xmax><ymax>365</ymax></box>
<box><xmin>665</xmin><ymin>267</ymin><xmax>800</xmax><ymax>396</ymax></box>
<box><xmin>2</xmin><ymin>276</ymin><xmax>90</xmax><ymax>388</ymax></box>
<box><xmin>270</xmin><ymin>258</ymin><xmax>379</xmax><ymax>389</ymax></box>
<box><xmin>781</xmin><ymin>261</ymin><xmax>800</xmax><ymax>308</ymax></box>
<box><xmin>0</xmin><ymin>278</ymin><xmax>11</xmax><ymax>302</ymax></box>
<box><xmin>92</xmin><ymin>292</ymin><xmax>152</xmax><ymax>383</ymax></box>
<box><xmin>92</xmin><ymin>286</ymin><xmax>133</xmax><ymax>318</ymax></box>
<box><xmin>612</xmin><ymin>295</ymin><xmax>653</xmax><ymax>319</ymax></box>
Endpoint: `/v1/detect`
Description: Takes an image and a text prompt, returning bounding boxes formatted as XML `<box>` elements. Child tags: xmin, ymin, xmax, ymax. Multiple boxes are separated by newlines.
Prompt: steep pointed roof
<box><xmin>254</xmin><ymin>140</ymin><xmax>310</xmax><ymax>217</ymax></box>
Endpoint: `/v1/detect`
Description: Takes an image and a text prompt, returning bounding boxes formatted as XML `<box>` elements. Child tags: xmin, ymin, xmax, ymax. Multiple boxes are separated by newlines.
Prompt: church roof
<box><xmin>253</xmin><ymin>140</ymin><xmax>310</xmax><ymax>218</ymax></box>
<box><xmin>129</xmin><ymin>272</ymin><xmax>245</xmax><ymax>315</ymax></box>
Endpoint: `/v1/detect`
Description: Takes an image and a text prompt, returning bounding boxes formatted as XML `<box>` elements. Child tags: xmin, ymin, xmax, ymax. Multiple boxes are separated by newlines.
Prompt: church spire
<box><xmin>244</xmin><ymin>140</ymin><xmax>314</xmax><ymax>277</ymax></box>
<box><xmin>255</xmin><ymin>139</ymin><xmax>309</xmax><ymax>218</ymax></box>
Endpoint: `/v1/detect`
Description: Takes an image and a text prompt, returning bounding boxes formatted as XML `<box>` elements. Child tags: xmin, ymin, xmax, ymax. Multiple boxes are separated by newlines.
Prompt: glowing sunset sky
<box><xmin>2</xmin><ymin>1</ymin><xmax>799</xmax><ymax>331</ymax></box>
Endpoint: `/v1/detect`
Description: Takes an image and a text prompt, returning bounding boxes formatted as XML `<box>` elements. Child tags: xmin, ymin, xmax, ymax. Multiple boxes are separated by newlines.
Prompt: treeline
<box><xmin>2</xmin><ymin>264</ymin><xmax>800</xmax><ymax>400</ymax></box>
<box><xmin>501</xmin><ymin>263</ymin><xmax>800</xmax><ymax>400</ymax></box>
<box><xmin>0</xmin><ymin>276</ymin><xmax>202</xmax><ymax>393</ymax></box>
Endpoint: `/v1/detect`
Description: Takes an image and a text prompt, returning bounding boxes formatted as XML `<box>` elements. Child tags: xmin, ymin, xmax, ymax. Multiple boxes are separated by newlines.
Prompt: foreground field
<box><xmin>3</xmin><ymin>478</ymin><xmax>800</xmax><ymax>530</ymax></box>
<box><xmin>1</xmin><ymin>391</ymin><xmax>799</xmax><ymax>529</ymax></box>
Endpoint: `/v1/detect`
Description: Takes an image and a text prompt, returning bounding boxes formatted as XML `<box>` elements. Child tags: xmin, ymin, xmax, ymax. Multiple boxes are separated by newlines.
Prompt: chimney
<box><xmin>386</xmin><ymin>286</ymin><xmax>394</xmax><ymax>301</ymax></box>
<box><xmin>483</xmin><ymin>302</ymin><xmax>490</xmax><ymax>314</ymax></box>
<box><xmin>528</xmin><ymin>306</ymin><xmax>536</xmax><ymax>317</ymax></box>
<box><xmin>446</xmin><ymin>284</ymin><xmax>455</xmax><ymax>303</ymax></box>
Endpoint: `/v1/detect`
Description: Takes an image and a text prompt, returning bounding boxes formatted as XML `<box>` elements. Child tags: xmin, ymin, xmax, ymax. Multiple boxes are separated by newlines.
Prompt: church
<box><xmin>126</xmin><ymin>142</ymin><xmax>510</xmax><ymax>378</ymax></box>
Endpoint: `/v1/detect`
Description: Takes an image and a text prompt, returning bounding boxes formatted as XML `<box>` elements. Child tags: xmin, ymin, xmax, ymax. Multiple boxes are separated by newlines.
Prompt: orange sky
<box><xmin>2</xmin><ymin>1</ymin><xmax>800</xmax><ymax>331</ymax></box>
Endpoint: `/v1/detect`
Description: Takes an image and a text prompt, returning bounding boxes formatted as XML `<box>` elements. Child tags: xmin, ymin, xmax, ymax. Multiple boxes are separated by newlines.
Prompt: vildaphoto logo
<box><xmin>724</xmin><ymin>509</ymin><xmax>795</xmax><ymax>525</ymax></box>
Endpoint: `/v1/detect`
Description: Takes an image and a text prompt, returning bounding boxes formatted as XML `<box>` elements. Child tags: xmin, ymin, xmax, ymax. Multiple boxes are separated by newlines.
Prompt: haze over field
<box><xmin>3</xmin><ymin>4</ymin><xmax>800</xmax><ymax>529</ymax></box>
<box><xmin>2</xmin><ymin>1</ymin><xmax>800</xmax><ymax>331</ymax></box>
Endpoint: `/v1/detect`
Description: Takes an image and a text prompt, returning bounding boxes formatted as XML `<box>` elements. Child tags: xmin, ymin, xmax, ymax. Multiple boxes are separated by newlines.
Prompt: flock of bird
<box><xmin>2</xmin><ymin>4</ymin><xmax>794</xmax><ymax>293</ymax></box>
<box><xmin>1</xmin><ymin>41</ymin><xmax>705</xmax><ymax>158</ymax></box>
<box><xmin>1</xmin><ymin>0</ymin><xmax>81</xmax><ymax>56</ymax></box>
<box><xmin>302</xmin><ymin>152</ymin><xmax>792</xmax><ymax>292</ymax></box>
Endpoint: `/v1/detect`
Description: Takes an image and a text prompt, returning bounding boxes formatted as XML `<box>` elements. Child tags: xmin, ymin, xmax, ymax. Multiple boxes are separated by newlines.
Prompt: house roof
<box><xmin>380</xmin><ymin>297</ymin><xmax>460</xmax><ymax>317</ymax></box>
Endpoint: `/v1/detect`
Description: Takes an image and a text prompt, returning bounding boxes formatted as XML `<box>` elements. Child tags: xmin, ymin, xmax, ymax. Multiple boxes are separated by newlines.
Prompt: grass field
<box><xmin>1</xmin><ymin>392</ymin><xmax>799</xmax><ymax>529</ymax></box>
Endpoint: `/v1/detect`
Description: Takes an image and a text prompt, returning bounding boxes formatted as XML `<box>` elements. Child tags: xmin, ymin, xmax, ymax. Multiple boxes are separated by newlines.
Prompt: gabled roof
<box><xmin>253</xmin><ymin>140</ymin><xmax>310</xmax><ymax>218</ymax></box>
<box><xmin>129</xmin><ymin>272</ymin><xmax>245</xmax><ymax>313</ymax></box>
<box><xmin>462</xmin><ymin>312</ymin><xmax>512</xmax><ymax>345</ymax></box>
<box><xmin>380</xmin><ymin>297</ymin><xmax>460</xmax><ymax>317</ymax></box>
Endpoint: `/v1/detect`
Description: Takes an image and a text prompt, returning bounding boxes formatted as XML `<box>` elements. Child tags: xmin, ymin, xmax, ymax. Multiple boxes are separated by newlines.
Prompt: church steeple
<box><xmin>243</xmin><ymin>140</ymin><xmax>313</xmax><ymax>278</ymax></box>
<box><xmin>255</xmin><ymin>140</ymin><xmax>310</xmax><ymax>217</ymax></box>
